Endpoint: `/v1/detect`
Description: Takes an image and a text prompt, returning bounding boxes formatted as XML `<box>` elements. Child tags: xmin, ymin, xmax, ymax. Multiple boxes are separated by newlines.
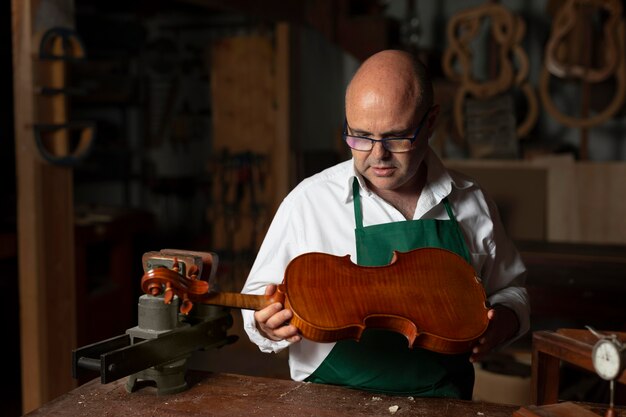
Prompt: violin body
<box><xmin>280</xmin><ymin>248</ymin><xmax>488</xmax><ymax>354</ymax></box>
<box><xmin>141</xmin><ymin>247</ymin><xmax>489</xmax><ymax>355</ymax></box>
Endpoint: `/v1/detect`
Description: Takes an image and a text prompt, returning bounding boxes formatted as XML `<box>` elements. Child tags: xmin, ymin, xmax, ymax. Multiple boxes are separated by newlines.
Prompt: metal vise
<box><xmin>72</xmin><ymin>249</ymin><xmax>237</xmax><ymax>395</ymax></box>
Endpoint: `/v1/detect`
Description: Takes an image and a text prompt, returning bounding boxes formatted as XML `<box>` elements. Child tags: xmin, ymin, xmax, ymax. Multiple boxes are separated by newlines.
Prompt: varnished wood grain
<box><xmin>283</xmin><ymin>248</ymin><xmax>488</xmax><ymax>353</ymax></box>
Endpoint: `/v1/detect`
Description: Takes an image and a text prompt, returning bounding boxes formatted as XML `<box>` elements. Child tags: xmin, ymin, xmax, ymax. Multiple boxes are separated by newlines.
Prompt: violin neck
<box><xmin>201</xmin><ymin>292</ymin><xmax>271</xmax><ymax>311</ymax></box>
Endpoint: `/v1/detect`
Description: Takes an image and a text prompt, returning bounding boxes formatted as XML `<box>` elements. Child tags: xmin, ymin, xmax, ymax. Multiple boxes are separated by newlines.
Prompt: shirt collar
<box><xmin>342</xmin><ymin>148</ymin><xmax>474</xmax><ymax>209</ymax></box>
<box><xmin>424</xmin><ymin>148</ymin><xmax>473</xmax><ymax>197</ymax></box>
<box><xmin>415</xmin><ymin>148</ymin><xmax>473</xmax><ymax>218</ymax></box>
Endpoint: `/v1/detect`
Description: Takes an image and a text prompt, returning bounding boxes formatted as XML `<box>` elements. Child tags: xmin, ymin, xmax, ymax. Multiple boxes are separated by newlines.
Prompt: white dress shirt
<box><xmin>241</xmin><ymin>148</ymin><xmax>530</xmax><ymax>382</ymax></box>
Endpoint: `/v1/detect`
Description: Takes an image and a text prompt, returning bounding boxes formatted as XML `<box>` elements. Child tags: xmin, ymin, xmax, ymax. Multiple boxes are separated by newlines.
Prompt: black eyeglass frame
<box><xmin>342</xmin><ymin>109</ymin><xmax>431</xmax><ymax>153</ymax></box>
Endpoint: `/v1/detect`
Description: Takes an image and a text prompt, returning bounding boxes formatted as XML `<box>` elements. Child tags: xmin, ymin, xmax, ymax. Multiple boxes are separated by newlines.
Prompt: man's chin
<box><xmin>366</xmin><ymin>178</ymin><xmax>399</xmax><ymax>191</ymax></box>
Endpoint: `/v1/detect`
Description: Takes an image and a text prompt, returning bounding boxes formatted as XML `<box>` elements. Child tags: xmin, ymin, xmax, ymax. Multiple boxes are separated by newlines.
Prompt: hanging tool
<box><xmin>34</xmin><ymin>27</ymin><xmax>96</xmax><ymax>166</ymax></box>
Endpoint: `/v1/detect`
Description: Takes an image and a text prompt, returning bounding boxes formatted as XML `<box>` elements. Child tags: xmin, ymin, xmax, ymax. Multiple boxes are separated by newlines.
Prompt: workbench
<box><xmin>532</xmin><ymin>329</ymin><xmax>626</xmax><ymax>405</ymax></box>
<box><xmin>24</xmin><ymin>372</ymin><xmax>619</xmax><ymax>417</ymax></box>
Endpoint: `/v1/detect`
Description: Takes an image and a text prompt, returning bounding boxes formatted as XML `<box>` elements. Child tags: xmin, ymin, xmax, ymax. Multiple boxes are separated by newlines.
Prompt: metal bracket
<box><xmin>72</xmin><ymin>310</ymin><xmax>235</xmax><ymax>384</ymax></box>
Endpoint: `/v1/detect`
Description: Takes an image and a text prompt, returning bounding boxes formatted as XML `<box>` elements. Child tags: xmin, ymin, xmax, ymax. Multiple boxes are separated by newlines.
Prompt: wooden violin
<box><xmin>141</xmin><ymin>247</ymin><xmax>489</xmax><ymax>354</ymax></box>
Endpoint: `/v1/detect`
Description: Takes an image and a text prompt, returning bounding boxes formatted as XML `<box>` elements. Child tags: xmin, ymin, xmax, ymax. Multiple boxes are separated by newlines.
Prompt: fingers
<box><xmin>264</xmin><ymin>284</ymin><xmax>277</xmax><ymax>296</ymax></box>
<box><xmin>471</xmin><ymin>309</ymin><xmax>495</xmax><ymax>362</ymax></box>
<box><xmin>260</xmin><ymin>303</ymin><xmax>292</xmax><ymax>331</ymax></box>
<box><xmin>470</xmin><ymin>336</ymin><xmax>488</xmax><ymax>363</ymax></box>
<box><xmin>471</xmin><ymin>307</ymin><xmax>511</xmax><ymax>362</ymax></box>
<box><xmin>254</xmin><ymin>301</ymin><xmax>301</xmax><ymax>343</ymax></box>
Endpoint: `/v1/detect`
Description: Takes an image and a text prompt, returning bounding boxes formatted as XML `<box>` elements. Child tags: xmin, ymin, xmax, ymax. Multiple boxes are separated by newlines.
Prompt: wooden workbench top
<box><xmin>26</xmin><ymin>372</ymin><xmax>524</xmax><ymax>417</ymax></box>
<box><xmin>26</xmin><ymin>371</ymin><xmax>621</xmax><ymax>417</ymax></box>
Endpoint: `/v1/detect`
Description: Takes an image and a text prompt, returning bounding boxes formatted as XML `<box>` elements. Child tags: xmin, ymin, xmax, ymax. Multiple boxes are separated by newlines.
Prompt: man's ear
<box><xmin>426</xmin><ymin>104</ymin><xmax>441</xmax><ymax>135</ymax></box>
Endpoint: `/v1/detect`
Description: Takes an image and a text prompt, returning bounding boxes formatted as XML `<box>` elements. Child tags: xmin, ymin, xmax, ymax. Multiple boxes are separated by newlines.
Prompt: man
<box><xmin>241</xmin><ymin>49</ymin><xmax>529</xmax><ymax>399</ymax></box>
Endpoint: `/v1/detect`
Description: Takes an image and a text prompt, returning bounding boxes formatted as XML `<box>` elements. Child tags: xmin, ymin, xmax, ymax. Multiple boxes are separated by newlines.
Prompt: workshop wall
<box><xmin>70</xmin><ymin>0</ymin><xmax>626</xmax><ymax>247</ymax></box>
<box><xmin>390</xmin><ymin>0</ymin><xmax>626</xmax><ymax>161</ymax></box>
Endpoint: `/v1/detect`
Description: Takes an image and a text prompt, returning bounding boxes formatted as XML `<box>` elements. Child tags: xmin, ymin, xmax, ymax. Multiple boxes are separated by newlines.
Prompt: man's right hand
<box><xmin>254</xmin><ymin>284</ymin><xmax>302</xmax><ymax>343</ymax></box>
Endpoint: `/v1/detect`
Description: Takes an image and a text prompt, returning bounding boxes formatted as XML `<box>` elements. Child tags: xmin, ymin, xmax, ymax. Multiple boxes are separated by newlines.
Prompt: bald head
<box><xmin>346</xmin><ymin>50</ymin><xmax>433</xmax><ymax>120</ymax></box>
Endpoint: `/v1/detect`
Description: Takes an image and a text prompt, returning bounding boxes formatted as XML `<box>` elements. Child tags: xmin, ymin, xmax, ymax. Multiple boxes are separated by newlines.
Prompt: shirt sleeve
<box><xmin>479</xmin><ymin>192</ymin><xmax>531</xmax><ymax>345</ymax></box>
<box><xmin>451</xmin><ymin>181</ymin><xmax>530</xmax><ymax>346</ymax></box>
<box><xmin>240</xmin><ymin>198</ymin><xmax>300</xmax><ymax>354</ymax></box>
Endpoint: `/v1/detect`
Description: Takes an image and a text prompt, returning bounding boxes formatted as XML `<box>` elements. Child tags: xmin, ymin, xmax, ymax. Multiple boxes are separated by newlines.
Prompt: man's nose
<box><xmin>371</xmin><ymin>141</ymin><xmax>390</xmax><ymax>158</ymax></box>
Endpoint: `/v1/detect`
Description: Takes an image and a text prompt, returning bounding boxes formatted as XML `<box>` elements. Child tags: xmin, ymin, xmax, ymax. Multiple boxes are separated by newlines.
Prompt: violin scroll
<box><xmin>141</xmin><ymin>250</ymin><xmax>217</xmax><ymax>314</ymax></box>
<box><xmin>140</xmin><ymin>249</ymin><xmax>282</xmax><ymax>314</ymax></box>
<box><xmin>141</xmin><ymin>262</ymin><xmax>209</xmax><ymax>314</ymax></box>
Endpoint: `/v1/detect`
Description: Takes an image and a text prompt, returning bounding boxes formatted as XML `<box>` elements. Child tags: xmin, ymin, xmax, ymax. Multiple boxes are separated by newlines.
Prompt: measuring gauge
<box><xmin>592</xmin><ymin>337</ymin><xmax>625</xmax><ymax>381</ymax></box>
<box><xmin>587</xmin><ymin>326</ymin><xmax>625</xmax><ymax>417</ymax></box>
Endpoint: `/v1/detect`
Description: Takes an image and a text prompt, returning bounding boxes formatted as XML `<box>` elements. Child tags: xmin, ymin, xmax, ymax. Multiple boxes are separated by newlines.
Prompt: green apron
<box><xmin>305</xmin><ymin>178</ymin><xmax>475</xmax><ymax>399</ymax></box>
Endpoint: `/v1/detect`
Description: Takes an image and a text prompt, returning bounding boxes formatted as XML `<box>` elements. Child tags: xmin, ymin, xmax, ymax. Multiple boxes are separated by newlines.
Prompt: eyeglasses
<box><xmin>343</xmin><ymin>110</ymin><xmax>430</xmax><ymax>153</ymax></box>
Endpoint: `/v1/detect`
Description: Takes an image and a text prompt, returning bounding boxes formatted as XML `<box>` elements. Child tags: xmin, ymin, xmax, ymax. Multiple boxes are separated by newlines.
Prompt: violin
<box><xmin>141</xmin><ymin>247</ymin><xmax>489</xmax><ymax>354</ymax></box>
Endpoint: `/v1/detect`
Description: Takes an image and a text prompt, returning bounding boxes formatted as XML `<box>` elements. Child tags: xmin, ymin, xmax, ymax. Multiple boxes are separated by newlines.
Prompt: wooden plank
<box><xmin>531</xmin><ymin>336</ymin><xmax>562</xmax><ymax>405</ymax></box>
<box><xmin>535</xmin><ymin>155</ymin><xmax>626</xmax><ymax>244</ymax></box>
<box><xmin>443</xmin><ymin>159</ymin><xmax>548</xmax><ymax>241</ymax></box>
<box><xmin>274</xmin><ymin>22</ymin><xmax>292</xmax><ymax>211</ymax></box>
<box><xmin>515</xmin><ymin>402</ymin><xmax>606</xmax><ymax>417</ymax></box>
<box><xmin>445</xmin><ymin>156</ymin><xmax>626</xmax><ymax>245</ymax></box>
<box><xmin>575</xmin><ymin>161</ymin><xmax>626</xmax><ymax>244</ymax></box>
<box><xmin>540</xmin><ymin>155</ymin><xmax>579</xmax><ymax>242</ymax></box>
<box><xmin>11</xmin><ymin>0</ymin><xmax>77</xmax><ymax>412</ymax></box>
<box><xmin>25</xmin><ymin>372</ymin><xmax>524</xmax><ymax>417</ymax></box>
<box><xmin>210</xmin><ymin>34</ymin><xmax>273</xmax><ymax>254</ymax></box>
<box><xmin>211</xmin><ymin>35</ymin><xmax>276</xmax><ymax>154</ymax></box>
<box><xmin>209</xmin><ymin>25</ymin><xmax>292</xmax><ymax>257</ymax></box>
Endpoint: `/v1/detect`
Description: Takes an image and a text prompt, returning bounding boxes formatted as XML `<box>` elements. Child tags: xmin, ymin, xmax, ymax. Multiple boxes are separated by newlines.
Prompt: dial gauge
<box><xmin>592</xmin><ymin>338</ymin><xmax>623</xmax><ymax>381</ymax></box>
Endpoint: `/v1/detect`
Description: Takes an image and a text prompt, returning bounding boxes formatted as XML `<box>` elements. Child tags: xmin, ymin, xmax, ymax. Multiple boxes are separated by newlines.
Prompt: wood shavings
<box><xmin>389</xmin><ymin>405</ymin><xmax>399</xmax><ymax>414</ymax></box>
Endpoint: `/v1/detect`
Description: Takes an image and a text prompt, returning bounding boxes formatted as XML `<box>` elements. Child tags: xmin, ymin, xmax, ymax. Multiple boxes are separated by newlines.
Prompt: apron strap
<box><xmin>443</xmin><ymin>197</ymin><xmax>471</xmax><ymax>263</ymax></box>
<box><xmin>353</xmin><ymin>178</ymin><xmax>364</xmax><ymax>229</ymax></box>
<box><xmin>443</xmin><ymin>197</ymin><xmax>456</xmax><ymax>221</ymax></box>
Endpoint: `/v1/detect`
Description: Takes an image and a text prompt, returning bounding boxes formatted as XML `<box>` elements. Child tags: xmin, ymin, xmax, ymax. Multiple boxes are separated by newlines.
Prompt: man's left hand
<box><xmin>470</xmin><ymin>304</ymin><xmax>519</xmax><ymax>363</ymax></box>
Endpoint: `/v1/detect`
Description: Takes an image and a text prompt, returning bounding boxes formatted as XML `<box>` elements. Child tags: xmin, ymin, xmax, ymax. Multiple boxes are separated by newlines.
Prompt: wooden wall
<box><xmin>12</xmin><ymin>0</ymin><xmax>77</xmax><ymax>412</ymax></box>
<box><xmin>446</xmin><ymin>155</ymin><xmax>626</xmax><ymax>245</ymax></box>
<box><xmin>209</xmin><ymin>25</ymin><xmax>291</xmax><ymax>274</ymax></box>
